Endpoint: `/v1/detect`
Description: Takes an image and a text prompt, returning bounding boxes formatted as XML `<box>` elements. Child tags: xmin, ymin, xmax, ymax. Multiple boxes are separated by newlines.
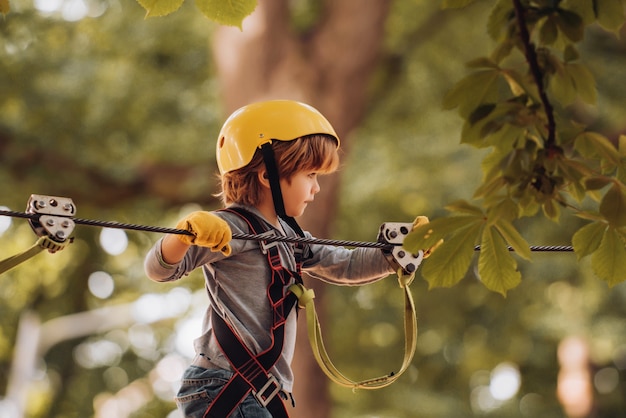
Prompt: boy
<box><xmin>144</xmin><ymin>100</ymin><xmax>427</xmax><ymax>417</ymax></box>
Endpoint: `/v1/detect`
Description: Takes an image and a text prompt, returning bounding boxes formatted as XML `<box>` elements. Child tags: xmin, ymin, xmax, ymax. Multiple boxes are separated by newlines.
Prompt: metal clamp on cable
<box><xmin>0</xmin><ymin>195</ymin><xmax>76</xmax><ymax>275</ymax></box>
<box><xmin>26</xmin><ymin>194</ymin><xmax>76</xmax><ymax>247</ymax></box>
<box><xmin>378</xmin><ymin>222</ymin><xmax>423</xmax><ymax>275</ymax></box>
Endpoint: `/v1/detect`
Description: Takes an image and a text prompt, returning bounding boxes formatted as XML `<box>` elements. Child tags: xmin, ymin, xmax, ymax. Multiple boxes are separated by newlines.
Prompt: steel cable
<box><xmin>0</xmin><ymin>209</ymin><xmax>574</xmax><ymax>252</ymax></box>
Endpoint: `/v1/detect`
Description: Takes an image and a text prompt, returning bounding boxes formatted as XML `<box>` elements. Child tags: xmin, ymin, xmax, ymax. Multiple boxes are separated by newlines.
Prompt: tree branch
<box><xmin>512</xmin><ymin>0</ymin><xmax>556</xmax><ymax>148</ymax></box>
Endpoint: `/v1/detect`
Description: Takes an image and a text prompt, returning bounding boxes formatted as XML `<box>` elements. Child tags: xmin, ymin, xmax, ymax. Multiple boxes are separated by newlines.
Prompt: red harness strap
<box><xmin>204</xmin><ymin>208</ymin><xmax>303</xmax><ymax>418</ymax></box>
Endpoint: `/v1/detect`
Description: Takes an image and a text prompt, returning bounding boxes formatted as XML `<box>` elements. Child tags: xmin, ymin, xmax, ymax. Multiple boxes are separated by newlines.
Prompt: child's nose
<box><xmin>312</xmin><ymin>179</ymin><xmax>320</xmax><ymax>194</ymax></box>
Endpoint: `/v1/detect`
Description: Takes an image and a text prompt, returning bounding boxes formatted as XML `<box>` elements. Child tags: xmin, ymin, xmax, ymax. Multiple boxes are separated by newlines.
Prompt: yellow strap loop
<box><xmin>397</xmin><ymin>268</ymin><xmax>415</xmax><ymax>288</ymax></box>
<box><xmin>289</xmin><ymin>273</ymin><xmax>418</xmax><ymax>390</ymax></box>
<box><xmin>0</xmin><ymin>236</ymin><xmax>70</xmax><ymax>275</ymax></box>
<box><xmin>294</xmin><ymin>286</ymin><xmax>316</xmax><ymax>309</ymax></box>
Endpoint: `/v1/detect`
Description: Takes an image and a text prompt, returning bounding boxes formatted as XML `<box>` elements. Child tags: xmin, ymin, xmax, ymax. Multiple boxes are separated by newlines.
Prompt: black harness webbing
<box><xmin>260</xmin><ymin>143</ymin><xmax>306</xmax><ymax>237</ymax></box>
<box><xmin>204</xmin><ymin>207</ymin><xmax>303</xmax><ymax>418</ymax></box>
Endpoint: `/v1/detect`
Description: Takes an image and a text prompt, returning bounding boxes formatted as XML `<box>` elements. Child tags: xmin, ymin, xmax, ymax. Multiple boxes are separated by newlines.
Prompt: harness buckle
<box><xmin>258</xmin><ymin>231</ymin><xmax>280</xmax><ymax>254</ymax></box>
<box><xmin>252</xmin><ymin>373</ymin><xmax>282</xmax><ymax>407</ymax></box>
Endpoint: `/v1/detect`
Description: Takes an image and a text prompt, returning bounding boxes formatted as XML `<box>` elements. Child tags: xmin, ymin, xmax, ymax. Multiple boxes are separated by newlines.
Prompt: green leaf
<box><xmin>442</xmin><ymin>70</ymin><xmax>500</xmax><ymax>118</ymax></box>
<box><xmin>461</xmin><ymin>120</ymin><xmax>483</xmax><ymax>147</ymax></box>
<box><xmin>595</xmin><ymin>0</ymin><xmax>626</xmax><ymax>32</ymax></box>
<box><xmin>487</xmin><ymin>197</ymin><xmax>519</xmax><ymax>223</ymax></box>
<box><xmin>567</xmin><ymin>180</ymin><xmax>587</xmax><ymax>203</ymax></box>
<box><xmin>468</xmin><ymin>104</ymin><xmax>496</xmax><ymax>125</ymax></box>
<box><xmin>137</xmin><ymin>0</ymin><xmax>185</xmax><ymax>17</ymax></box>
<box><xmin>196</xmin><ymin>0</ymin><xmax>257</xmax><ymax>28</ymax></box>
<box><xmin>599</xmin><ymin>184</ymin><xmax>626</xmax><ymax>227</ymax></box>
<box><xmin>563</xmin><ymin>45</ymin><xmax>580</xmax><ymax>62</ymax></box>
<box><xmin>421</xmin><ymin>223</ymin><xmax>482</xmax><ymax>289</ymax></box>
<box><xmin>584</xmin><ymin>176</ymin><xmax>613</xmax><ymax>190</ymax></box>
<box><xmin>445</xmin><ymin>200</ymin><xmax>485</xmax><ymax>217</ymax></box>
<box><xmin>487</xmin><ymin>0</ymin><xmax>513</xmax><ymax>41</ymax></box>
<box><xmin>556</xmin><ymin>158</ymin><xmax>593</xmax><ymax>201</ymax></box>
<box><xmin>502</xmin><ymin>69</ymin><xmax>535</xmax><ymax>98</ymax></box>
<box><xmin>460</xmin><ymin>101</ymin><xmax>526</xmax><ymax>148</ymax></box>
<box><xmin>572</xmin><ymin>221</ymin><xmax>607</xmax><ymax>260</ymax></box>
<box><xmin>474</xmin><ymin>175</ymin><xmax>507</xmax><ymax>200</ymax></box>
<box><xmin>575</xmin><ymin>211</ymin><xmax>606</xmax><ymax>222</ymax></box>
<box><xmin>404</xmin><ymin>216</ymin><xmax>482</xmax><ymax>253</ymax></box>
<box><xmin>542</xmin><ymin>199</ymin><xmax>561</xmax><ymax>221</ymax></box>
<box><xmin>549</xmin><ymin>68</ymin><xmax>577</xmax><ymax>105</ymax></box>
<box><xmin>555</xmin><ymin>9</ymin><xmax>584</xmax><ymax>42</ymax></box>
<box><xmin>466</xmin><ymin>57</ymin><xmax>499</xmax><ymax>69</ymax></box>
<box><xmin>518</xmin><ymin>190</ymin><xmax>541</xmax><ymax>217</ymax></box>
<box><xmin>556</xmin><ymin>157</ymin><xmax>593</xmax><ymax>179</ymax></box>
<box><xmin>567</xmin><ymin>63</ymin><xmax>597</xmax><ymax>104</ymax></box>
<box><xmin>493</xmin><ymin>220</ymin><xmax>532</xmax><ymax>260</ymax></box>
<box><xmin>491</xmin><ymin>39</ymin><xmax>515</xmax><ymax>63</ymax></box>
<box><xmin>481</xmin><ymin>147</ymin><xmax>508</xmax><ymax>180</ymax></box>
<box><xmin>487</xmin><ymin>123</ymin><xmax>526</xmax><ymax>151</ymax></box>
<box><xmin>575</xmin><ymin>132</ymin><xmax>622</xmax><ymax>167</ymax></box>
<box><xmin>539</xmin><ymin>16</ymin><xmax>559</xmax><ymax>45</ymax></box>
<box><xmin>478</xmin><ymin>226</ymin><xmax>522</xmax><ymax>296</ymax></box>
<box><xmin>591</xmin><ymin>227</ymin><xmax>626</xmax><ymax>287</ymax></box>
<box><xmin>563</xmin><ymin>1</ymin><xmax>595</xmax><ymax>24</ymax></box>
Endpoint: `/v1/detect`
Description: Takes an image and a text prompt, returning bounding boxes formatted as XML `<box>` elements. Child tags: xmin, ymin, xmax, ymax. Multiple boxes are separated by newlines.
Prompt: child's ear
<box><xmin>258</xmin><ymin>169</ymin><xmax>270</xmax><ymax>188</ymax></box>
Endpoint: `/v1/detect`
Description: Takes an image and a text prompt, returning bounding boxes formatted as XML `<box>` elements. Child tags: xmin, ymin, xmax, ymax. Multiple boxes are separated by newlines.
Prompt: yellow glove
<box><xmin>176</xmin><ymin>211</ymin><xmax>232</xmax><ymax>256</ymax></box>
<box><xmin>412</xmin><ymin>215</ymin><xmax>443</xmax><ymax>259</ymax></box>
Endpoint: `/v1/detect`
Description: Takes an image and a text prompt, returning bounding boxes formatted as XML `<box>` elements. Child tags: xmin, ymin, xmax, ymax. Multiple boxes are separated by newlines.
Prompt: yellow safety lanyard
<box><xmin>0</xmin><ymin>235</ymin><xmax>71</xmax><ymax>275</ymax></box>
<box><xmin>289</xmin><ymin>267</ymin><xmax>417</xmax><ymax>390</ymax></box>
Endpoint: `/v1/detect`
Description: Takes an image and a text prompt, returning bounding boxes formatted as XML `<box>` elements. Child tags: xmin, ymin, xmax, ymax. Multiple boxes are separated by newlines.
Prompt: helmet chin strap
<box><xmin>261</xmin><ymin>142</ymin><xmax>305</xmax><ymax>237</ymax></box>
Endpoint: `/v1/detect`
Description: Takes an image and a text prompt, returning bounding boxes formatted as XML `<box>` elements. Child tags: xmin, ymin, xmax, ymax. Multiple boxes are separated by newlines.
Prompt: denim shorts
<box><xmin>175</xmin><ymin>366</ymin><xmax>273</xmax><ymax>418</ymax></box>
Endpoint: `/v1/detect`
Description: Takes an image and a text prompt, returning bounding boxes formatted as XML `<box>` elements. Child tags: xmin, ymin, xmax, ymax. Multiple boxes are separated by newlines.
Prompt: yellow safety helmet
<box><xmin>216</xmin><ymin>100</ymin><xmax>339</xmax><ymax>174</ymax></box>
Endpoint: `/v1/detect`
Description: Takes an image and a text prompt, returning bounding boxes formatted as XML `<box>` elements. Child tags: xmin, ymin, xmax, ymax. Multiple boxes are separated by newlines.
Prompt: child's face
<box><xmin>280</xmin><ymin>170</ymin><xmax>321</xmax><ymax>218</ymax></box>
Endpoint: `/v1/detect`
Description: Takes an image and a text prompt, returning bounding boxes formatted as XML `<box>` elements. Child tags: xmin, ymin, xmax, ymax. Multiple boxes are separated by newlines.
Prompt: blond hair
<box><xmin>218</xmin><ymin>134</ymin><xmax>339</xmax><ymax>206</ymax></box>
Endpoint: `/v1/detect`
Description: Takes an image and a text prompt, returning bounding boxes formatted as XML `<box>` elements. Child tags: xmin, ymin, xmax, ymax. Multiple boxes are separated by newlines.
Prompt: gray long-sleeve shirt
<box><xmin>144</xmin><ymin>204</ymin><xmax>393</xmax><ymax>392</ymax></box>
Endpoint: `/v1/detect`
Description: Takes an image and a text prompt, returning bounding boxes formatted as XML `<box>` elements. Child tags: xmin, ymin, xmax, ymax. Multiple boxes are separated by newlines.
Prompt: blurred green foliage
<box><xmin>404</xmin><ymin>0</ymin><xmax>626</xmax><ymax>293</ymax></box>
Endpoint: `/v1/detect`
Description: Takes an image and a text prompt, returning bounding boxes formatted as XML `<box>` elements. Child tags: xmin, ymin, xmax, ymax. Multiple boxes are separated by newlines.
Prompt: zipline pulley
<box><xmin>0</xmin><ymin>195</ymin><xmax>77</xmax><ymax>274</ymax></box>
<box><xmin>378</xmin><ymin>222</ymin><xmax>423</xmax><ymax>275</ymax></box>
<box><xmin>26</xmin><ymin>194</ymin><xmax>76</xmax><ymax>246</ymax></box>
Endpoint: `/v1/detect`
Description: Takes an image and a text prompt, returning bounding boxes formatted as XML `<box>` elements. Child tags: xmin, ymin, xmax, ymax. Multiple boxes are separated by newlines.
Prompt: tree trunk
<box><xmin>211</xmin><ymin>1</ymin><xmax>391</xmax><ymax>416</ymax></box>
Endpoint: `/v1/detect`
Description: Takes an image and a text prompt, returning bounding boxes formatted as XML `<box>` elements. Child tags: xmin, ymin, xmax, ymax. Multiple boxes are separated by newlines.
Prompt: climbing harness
<box><xmin>202</xmin><ymin>207</ymin><xmax>302</xmax><ymax>417</ymax></box>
